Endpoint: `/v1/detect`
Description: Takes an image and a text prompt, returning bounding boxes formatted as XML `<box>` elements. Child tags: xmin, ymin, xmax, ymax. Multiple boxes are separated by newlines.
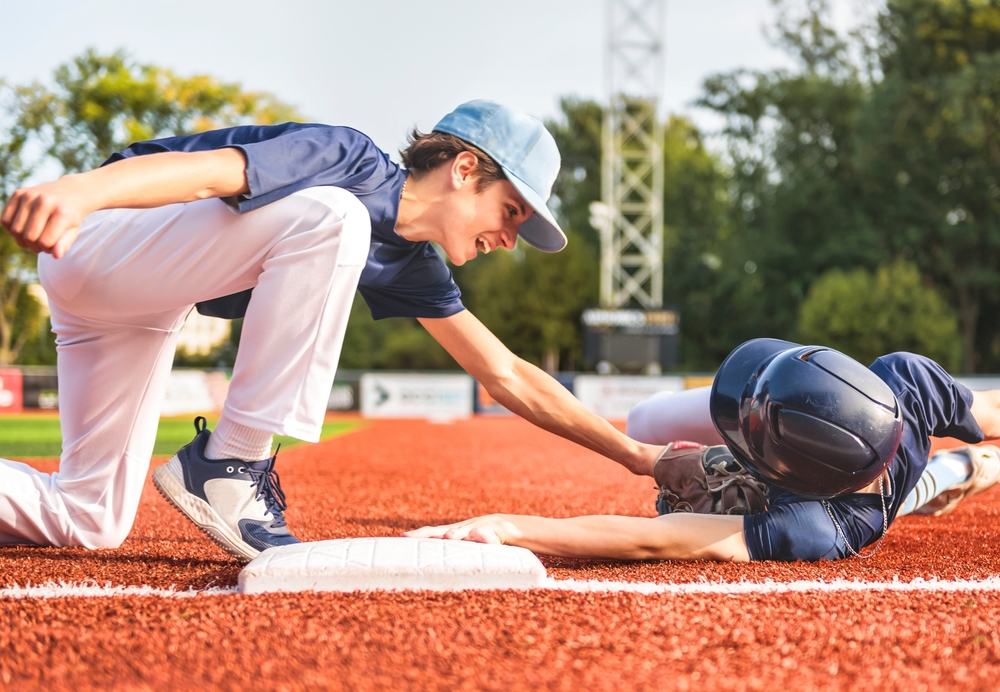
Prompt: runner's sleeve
<box><xmin>869</xmin><ymin>353</ymin><xmax>984</xmax><ymax>444</ymax></box>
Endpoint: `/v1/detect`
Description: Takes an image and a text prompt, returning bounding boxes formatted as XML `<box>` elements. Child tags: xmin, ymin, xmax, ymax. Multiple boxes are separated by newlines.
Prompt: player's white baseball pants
<box><xmin>0</xmin><ymin>187</ymin><xmax>371</xmax><ymax>548</ymax></box>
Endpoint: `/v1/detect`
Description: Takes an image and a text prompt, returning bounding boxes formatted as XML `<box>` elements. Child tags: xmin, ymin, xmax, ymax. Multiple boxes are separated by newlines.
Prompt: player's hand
<box><xmin>404</xmin><ymin>514</ymin><xmax>522</xmax><ymax>545</ymax></box>
<box><xmin>1</xmin><ymin>176</ymin><xmax>91</xmax><ymax>259</ymax></box>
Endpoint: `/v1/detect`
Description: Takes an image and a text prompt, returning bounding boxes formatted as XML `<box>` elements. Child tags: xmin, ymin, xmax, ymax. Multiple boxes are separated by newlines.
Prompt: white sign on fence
<box><xmin>360</xmin><ymin>373</ymin><xmax>474</xmax><ymax>419</ymax></box>
<box><xmin>573</xmin><ymin>375</ymin><xmax>686</xmax><ymax>420</ymax></box>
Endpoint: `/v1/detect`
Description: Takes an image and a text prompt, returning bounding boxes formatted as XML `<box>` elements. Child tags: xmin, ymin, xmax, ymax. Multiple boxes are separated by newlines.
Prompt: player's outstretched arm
<box><xmin>405</xmin><ymin>512</ymin><xmax>750</xmax><ymax>562</ymax></box>
<box><xmin>1</xmin><ymin>148</ymin><xmax>248</xmax><ymax>258</ymax></box>
<box><xmin>419</xmin><ymin>310</ymin><xmax>664</xmax><ymax>477</ymax></box>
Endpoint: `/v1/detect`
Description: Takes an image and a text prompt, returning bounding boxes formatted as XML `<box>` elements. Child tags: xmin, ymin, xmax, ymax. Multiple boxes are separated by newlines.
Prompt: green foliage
<box><xmin>339</xmin><ymin>293</ymin><xmax>457</xmax><ymax>370</ymax></box>
<box><xmin>47</xmin><ymin>49</ymin><xmax>303</xmax><ymax>173</ymax></box>
<box><xmin>454</xmin><ymin>227</ymin><xmax>598</xmax><ymax>371</ymax></box>
<box><xmin>16</xmin><ymin>318</ymin><xmax>57</xmax><ymax>366</ymax></box>
<box><xmin>696</xmin><ymin>0</ymin><xmax>880</xmax><ymax>357</ymax></box>
<box><xmin>854</xmin><ymin>0</ymin><xmax>1000</xmax><ymax>372</ymax></box>
<box><xmin>798</xmin><ymin>259</ymin><xmax>961</xmax><ymax>369</ymax></box>
<box><xmin>659</xmin><ymin>116</ymin><xmax>739</xmax><ymax>368</ymax></box>
<box><xmin>0</xmin><ymin>81</ymin><xmax>52</xmax><ymax>365</ymax></box>
<box><xmin>693</xmin><ymin>0</ymin><xmax>1000</xmax><ymax>372</ymax></box>
<box><xmin>546</xmin><ymin>97</ymin><xmax>603</xmax><ymax>253</ymax></box>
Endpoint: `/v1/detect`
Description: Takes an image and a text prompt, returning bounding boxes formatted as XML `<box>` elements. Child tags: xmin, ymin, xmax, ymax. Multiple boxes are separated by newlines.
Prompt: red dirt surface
<box><xmin>2</xmin><ymin>417</ymin><xmax>1000</xmax><ymax>690</ymax></box>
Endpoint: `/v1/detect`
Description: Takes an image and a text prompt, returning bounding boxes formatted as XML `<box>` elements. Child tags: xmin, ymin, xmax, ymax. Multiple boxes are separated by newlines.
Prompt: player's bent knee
<box><xmin>288</xmin><ymin>187</ymin><xmax>371</xmax><ymax>265</ymax></box>
<box><xmin>62</xmin><ymin>511</ymin><xmax>136</xmax><ymax>550</ymax></box>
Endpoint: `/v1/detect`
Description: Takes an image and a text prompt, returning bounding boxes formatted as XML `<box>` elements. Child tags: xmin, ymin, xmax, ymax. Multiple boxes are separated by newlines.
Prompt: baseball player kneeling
<box><xmin>0</xmin><ymin>101</ymin><xmax>668</xmax><ymax>561</ymax></box>
<box><xmin>409</xmin><ymin>340</ymin><xmax>1000</xmax><ymax>562</ymax></box>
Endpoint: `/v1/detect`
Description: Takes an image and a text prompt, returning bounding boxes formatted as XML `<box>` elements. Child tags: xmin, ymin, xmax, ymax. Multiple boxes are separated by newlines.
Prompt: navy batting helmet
<box><xmin>709</xmin><ymin>339</ymin><xmax>903</xmax><ymax>498</ymax></box>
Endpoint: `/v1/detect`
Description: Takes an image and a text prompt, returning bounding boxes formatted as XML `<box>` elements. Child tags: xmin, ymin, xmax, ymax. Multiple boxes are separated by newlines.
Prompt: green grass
<box><xmin>0</xmin><ymin>414</ymin><xmax>362</xmax><ymax>458</ymax></box>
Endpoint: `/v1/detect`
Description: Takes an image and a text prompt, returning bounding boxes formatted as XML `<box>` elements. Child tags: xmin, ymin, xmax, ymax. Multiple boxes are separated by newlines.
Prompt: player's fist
<box><xmin>1</xmin><ymin>176</ymin><xmax>89</xmax><ymax>259</ymax></box>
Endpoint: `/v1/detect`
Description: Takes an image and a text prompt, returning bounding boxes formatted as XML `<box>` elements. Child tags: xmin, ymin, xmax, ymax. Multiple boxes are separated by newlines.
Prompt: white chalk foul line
<box><xmin>0</xmin><ymin>583</ymin><xmax>236</xmax><ymax>599</ymax></box>
<box><xmin>542</xmin><ymin>576</ymin><xmax>1000</xmax><ymax>595</ymax></box>
<box><xmin>4</xmin><ymin>577</ymin><xmax>1000</xmax><ymax>599</ymax></box>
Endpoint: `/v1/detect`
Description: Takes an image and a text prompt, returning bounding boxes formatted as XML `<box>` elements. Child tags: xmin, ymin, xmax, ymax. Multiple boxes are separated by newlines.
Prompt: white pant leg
<box><xmin>1</xmin><ymin>188</ymin><xmax>370</xmax><ymax>547</ymax></box>
<box><xmin>223</xmin><ymin>188</ymin><xmax>371</xmax><ymax>440</ymax></box>
<box><xmin>0</xmin><ymin>303</ymin><xmax>184</xmax><ymax>548</ymax></box>
<box><xmin>626</xmin><ymin>386</ymin><xmax>724</xmax><ymax>446</ymax></box>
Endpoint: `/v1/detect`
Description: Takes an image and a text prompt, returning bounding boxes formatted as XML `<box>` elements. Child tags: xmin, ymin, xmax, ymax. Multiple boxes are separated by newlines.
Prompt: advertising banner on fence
<box><xmin>0</xmin><ymin>368</ymin><xmax>23</xmax><ymax>413</ymax></box>
<box><xmin>573</xmin><ymin>375</ymin><xmax>685</xmax><ymax>420</ymax></box>
<box><xmin>360</xmin><ymin>373</ymin><xmax>474</xmax><ymax>419</ymax></box>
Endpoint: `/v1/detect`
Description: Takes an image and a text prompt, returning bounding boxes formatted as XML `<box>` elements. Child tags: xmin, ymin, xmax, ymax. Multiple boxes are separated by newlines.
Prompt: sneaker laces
<box><xmin>247</xmin><ymin>445</ymin><xmax>289</xmax><ymax>528</ymax></box>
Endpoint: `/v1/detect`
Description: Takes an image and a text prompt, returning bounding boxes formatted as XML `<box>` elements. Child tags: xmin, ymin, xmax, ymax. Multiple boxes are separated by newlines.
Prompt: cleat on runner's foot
<box><xmin>152</xmin><ymin>416</ymin><xmax>299</xmax><ymax>563</ymax></box>
<box><xmin>916</xmin><ymin>445</ymin><xmax>1000</xmax><ymax>517</ymax></box>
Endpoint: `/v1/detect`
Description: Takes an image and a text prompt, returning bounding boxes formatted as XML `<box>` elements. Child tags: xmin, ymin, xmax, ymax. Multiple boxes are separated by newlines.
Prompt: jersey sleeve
<box><xmin>869</xmin><ymin>353</ymin><xmax>984</xmax><ymax>443</ymax></box>
<box><xmin>105</xmin><ymin>123</ymin><xmax>390</xmax><ymax>213</ymax></box>
<box><xmin>358</xmin><ymin>244</ymin><xmax>465</xmax><ymax>320</ymax></box>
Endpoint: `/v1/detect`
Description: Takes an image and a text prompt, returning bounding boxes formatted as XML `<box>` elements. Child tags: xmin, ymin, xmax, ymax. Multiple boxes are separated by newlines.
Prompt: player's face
<box><xmin>438</xmin><ymin>178</ymin><xmax>532</xmax><ymax>266</ymax></box>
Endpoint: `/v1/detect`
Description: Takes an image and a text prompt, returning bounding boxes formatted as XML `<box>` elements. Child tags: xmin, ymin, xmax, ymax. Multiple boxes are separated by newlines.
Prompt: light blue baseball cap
<box><xmin>433</xmin><ymin>99</ymin><xmax>567</xmax><ymax>252</ymax></box>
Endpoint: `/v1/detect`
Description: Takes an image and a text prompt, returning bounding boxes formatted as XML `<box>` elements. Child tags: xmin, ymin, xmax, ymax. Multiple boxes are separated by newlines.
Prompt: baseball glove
<box><xmin>653</xmin><ymin>441</ymin><xmax>769</xmax><ymax>516</ymax></box>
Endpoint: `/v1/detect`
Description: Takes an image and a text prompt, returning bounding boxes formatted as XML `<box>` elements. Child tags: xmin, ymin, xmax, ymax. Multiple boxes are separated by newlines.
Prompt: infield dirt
<box><xmin>2</xmin><ymin>416</ymin><xmax>999</xmax><ymax>691</ymax></box>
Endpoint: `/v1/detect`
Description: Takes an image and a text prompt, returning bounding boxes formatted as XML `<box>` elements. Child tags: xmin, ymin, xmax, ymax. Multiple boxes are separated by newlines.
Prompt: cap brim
<box><xmin>710</xmin><ymin>338</ymin><xmax>800</xmax><ymax>463</ymax></box>
<box><xmin>506</xmin><ymin>172</ymin><xmax>567</xmax><ymax>252</ymax></box>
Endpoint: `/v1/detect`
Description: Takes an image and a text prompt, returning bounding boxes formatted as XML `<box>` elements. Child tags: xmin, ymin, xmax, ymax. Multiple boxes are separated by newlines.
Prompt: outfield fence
<box><xmin>3</xmin><ymin>366</ymin><xmax>999</xmax><ymax>421</ymax></box>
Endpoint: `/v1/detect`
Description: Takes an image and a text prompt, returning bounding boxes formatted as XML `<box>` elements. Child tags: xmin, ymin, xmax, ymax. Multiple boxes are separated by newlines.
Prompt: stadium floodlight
<box><xmin>599</xmin><ymin>0</ymin><xmax>666</xmax><ymax>310</ymax></box>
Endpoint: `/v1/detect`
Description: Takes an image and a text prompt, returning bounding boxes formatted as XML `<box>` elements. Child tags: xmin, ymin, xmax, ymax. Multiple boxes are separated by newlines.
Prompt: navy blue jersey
<box><xmin>743</xmin><ymin>352</ymin><xmax>983</xmax><ymax>561</ymax></box>
<box><xmin>104</xmin><ymin>123</ymin><xmax>465</xmax><ymax>321</ymax></box>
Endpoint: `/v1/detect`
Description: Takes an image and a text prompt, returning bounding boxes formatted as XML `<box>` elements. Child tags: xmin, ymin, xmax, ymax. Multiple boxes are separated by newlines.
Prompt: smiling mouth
<box><xmin>476</xmin><ymin>237</ymin><xmax>492</xmax><ymax>254</ymax></box>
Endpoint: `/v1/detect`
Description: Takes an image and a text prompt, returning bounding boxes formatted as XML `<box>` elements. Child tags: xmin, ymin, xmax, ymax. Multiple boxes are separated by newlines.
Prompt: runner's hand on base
<box><xmin>405</xmin><ymin>515</ymin><xmax>521</xmax><ymax>545</ymax></box>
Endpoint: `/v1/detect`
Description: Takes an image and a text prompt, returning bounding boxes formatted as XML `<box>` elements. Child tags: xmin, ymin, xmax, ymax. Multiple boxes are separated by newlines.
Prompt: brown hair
<box><xmin>399</xmin><ymin>129</ymin><xmax>506</xmax><ymax>192</ymax></box>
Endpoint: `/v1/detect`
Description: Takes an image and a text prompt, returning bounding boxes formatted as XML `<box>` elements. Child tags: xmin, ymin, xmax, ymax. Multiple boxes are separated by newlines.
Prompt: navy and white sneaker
<box><xmin>152</xmin><ymin>416</ymin><xmax>300</xmax><ymax>563</ymax></box>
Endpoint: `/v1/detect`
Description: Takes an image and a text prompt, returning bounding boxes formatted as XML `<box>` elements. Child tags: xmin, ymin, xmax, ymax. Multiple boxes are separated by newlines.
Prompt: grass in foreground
<box><xmin>0</xmin><ymin>414</ymin><xmax>362</xmax><ymax>458</ymax></box>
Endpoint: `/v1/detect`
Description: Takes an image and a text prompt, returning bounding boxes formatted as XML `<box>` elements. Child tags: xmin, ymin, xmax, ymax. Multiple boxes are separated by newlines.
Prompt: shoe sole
<box><xmin>152</xmin><ymin>459</ymin><xmax>260</xmax><ymax>564</ymax></box>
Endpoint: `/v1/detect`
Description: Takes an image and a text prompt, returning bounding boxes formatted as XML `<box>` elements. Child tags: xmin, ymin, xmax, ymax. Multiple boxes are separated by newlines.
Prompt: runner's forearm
<box><xmin>489</xmin><ymin>513</ymin><xmax>749</xmax><ymax>562</ymax></box>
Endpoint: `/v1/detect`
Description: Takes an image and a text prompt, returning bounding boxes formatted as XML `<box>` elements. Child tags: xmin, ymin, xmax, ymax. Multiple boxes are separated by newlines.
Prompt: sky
<box><xmin>0</xmin><ymin>0</ymin><xmax>872</xmax><ymax>157</ymax></box>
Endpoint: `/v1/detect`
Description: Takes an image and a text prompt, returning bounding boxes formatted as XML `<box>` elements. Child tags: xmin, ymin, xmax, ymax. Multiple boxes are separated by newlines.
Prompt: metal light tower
<box><xmin>598</xmin><ymin>0</ymin><xmax>665</xmax><ymax>309</ymax></box>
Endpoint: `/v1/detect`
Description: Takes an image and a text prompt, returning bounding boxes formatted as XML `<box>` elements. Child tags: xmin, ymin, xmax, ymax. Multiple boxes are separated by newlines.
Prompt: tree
<box><xmin>798</xmin><ymin>259</ymin><xmax>960</xmax><ymax>368</ymax></box>
<box><xmin>0</xmin><ymin>81</ymin><xmax>53</xmax><ymax>365</ymax></box>
<box><xmin>697</xmin><ymin>0</ymin><xmax>882</xmax><ymax>357</ymax></box>
<box><xmin>339</xmin><ymin>293</ymin><xmax>457</xmax><ymax>370</ymax></box>
<box><xmin>855</xmin><ymin>0</ymin><xmax>1000</xmax><ymax>372</ymax></box>
<box><xmin>47</xmin><ymin>49</ymin><xmax>301</xmax><ymax>173</ymax></box>
<box><xmin>454</xmin><ymin>227</ymin><xmax>598</xmax><ymax>372</ymax></box>
<box><xmin>546</xmin><ymin>97</ymin><xmax>604</xmax><ymax>253</ymax></box>
<box><xmin>658</xmin><ymin>116</ymin><xmax>738</xmax><ymax>369</ymax></box>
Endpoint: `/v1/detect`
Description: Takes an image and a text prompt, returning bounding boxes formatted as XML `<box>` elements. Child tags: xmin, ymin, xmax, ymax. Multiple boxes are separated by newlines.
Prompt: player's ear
<box><xmin>450</xmin><ymin>151</ymin><xmax>480</xmax><ymax>190</ymax></box>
